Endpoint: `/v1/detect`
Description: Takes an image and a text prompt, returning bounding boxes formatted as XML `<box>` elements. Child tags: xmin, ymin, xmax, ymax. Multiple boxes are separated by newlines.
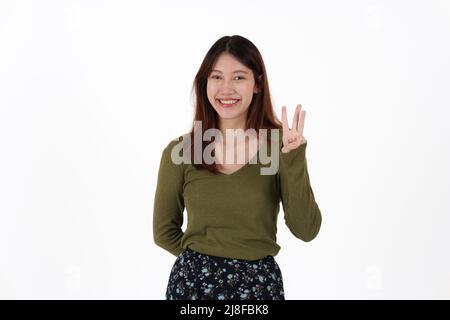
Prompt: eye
<box><xmin>210</xmin><ymin>75</ymin><xmax>245</xmax><ymax>80</ymax></box>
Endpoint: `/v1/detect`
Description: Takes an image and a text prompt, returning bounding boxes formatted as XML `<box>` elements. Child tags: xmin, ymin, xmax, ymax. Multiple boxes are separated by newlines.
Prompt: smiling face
<box><xmin>207</xmin><ymin>53</ymin><xmax>259</xmax><ymax>125</ymax></box>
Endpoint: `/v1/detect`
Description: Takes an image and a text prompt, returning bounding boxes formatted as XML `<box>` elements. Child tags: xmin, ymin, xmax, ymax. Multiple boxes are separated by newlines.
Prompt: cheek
<box><xmin>206</xmin><ymin>83</ymin><xmax>218</xmax><ymax>97</ymax></box>
<box><xmin>206</xmin><ymin>85</ymin><xmax>215</xmax><ymax>102</ymax></box>
<box><xmin>206</xmin><ymin>83</ymin><xmax>211</xmax><ymax>95</ymax></box>
<box><xmin>242</xmin><ymin>83</ymin><xmax>255</xmax><ymax>96</ymax></box>
<box><xmin>240</xmin><ymin>85</ymin><xmax>255</xmax><ymax>103</ymax></box>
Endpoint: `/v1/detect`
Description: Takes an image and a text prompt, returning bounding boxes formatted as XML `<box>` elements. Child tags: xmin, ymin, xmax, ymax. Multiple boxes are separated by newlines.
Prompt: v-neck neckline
<box><xmin>215</xmin><ymin>137</ymin><xmax>266</xmax><ymax>177</ymax></box>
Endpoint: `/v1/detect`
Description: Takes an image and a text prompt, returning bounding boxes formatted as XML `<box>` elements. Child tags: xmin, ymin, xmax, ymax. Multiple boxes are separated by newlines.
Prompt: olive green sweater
<box><xmin>153</xmin><ymin>133</ymin><xmax>322</xmax><ymax>260</ymax></box>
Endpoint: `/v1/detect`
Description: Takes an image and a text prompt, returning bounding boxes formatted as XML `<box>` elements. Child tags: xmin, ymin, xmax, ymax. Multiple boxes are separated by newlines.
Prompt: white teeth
<box><xmin>219</xmin><ymin>99</ymin><xmax>239</xmax><ymax>104</ymax></box>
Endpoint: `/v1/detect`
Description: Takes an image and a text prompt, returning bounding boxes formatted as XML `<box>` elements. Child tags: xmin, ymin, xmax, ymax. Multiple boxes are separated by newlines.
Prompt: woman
<box><xmin>153</xmin><ymin>35</ymin><xmax>322</xmax><ymax>300</ymax></box>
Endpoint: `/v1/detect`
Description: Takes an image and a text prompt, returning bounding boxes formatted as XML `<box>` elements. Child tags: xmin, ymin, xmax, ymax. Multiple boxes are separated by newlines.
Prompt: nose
<box><xmin>219</xmin><ymin>78</ymin><xmax>237</xmax><ymax>93</ymax></box>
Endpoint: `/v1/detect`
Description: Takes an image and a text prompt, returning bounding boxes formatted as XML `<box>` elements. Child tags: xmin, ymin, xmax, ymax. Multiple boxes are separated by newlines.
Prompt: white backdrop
<box><xmin>1</xmin><ymin>0</ymin><xmax>449</xmax><ymax>299</ymax></box>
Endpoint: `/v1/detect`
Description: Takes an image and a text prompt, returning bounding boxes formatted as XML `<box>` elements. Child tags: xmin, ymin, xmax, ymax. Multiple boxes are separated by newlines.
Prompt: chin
<box><xmin>219</xmin><ymin>111</ymin><xmax>245</xmax><ymax>119</ymax></box>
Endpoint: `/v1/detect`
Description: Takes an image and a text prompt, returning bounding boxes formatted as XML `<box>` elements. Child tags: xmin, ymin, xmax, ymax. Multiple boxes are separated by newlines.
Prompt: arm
<box><xmin>153</xmin><ymin>142</ymin><xmax>185</xmax><ymax>256</ymax></box>
<box><xmin>278</xmin><ymin>141</ymin><xmax>322</xmax><ymax>242</ymax></box>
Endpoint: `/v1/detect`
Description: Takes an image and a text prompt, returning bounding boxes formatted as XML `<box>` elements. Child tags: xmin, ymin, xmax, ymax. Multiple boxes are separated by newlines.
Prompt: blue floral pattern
<box><xmin>166</xmin><ymin>248</ymin><xmax>285</xmax><ymax>300</ymax></box>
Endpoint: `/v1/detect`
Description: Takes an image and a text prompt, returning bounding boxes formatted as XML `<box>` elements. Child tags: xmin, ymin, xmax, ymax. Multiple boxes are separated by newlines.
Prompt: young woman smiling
<box><xmin>153</xmin><ymin>35</ymin><xmax>322</xmax><ymax>300</ymax></box>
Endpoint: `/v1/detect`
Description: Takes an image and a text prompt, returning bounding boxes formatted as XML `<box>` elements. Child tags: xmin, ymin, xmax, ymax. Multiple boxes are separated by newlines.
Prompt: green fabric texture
<box><xmin>153</xmin><ymin>133</ymin><xmax>322</xmax><ymax>260</ymax></box>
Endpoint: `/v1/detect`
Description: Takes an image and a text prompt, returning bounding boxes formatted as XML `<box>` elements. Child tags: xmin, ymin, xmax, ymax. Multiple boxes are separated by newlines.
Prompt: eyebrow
<box><xmin>211</xmin><ymin>69</ymin><xmax>249</xmax><ymax>74</ymax></box>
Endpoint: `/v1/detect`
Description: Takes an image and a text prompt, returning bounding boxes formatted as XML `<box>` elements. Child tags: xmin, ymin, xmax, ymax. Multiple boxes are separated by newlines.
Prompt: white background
<box><xmin>1</xmin><ymin>0</ymin><xmax>449</xmax><ymax>299</ymax></box>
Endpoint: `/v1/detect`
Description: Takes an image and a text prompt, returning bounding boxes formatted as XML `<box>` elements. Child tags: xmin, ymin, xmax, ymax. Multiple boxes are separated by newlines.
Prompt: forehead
<box><xmin>211</xmin><ymin>53</ymin><xmax>251</xmax><ymax>73</ymax></box>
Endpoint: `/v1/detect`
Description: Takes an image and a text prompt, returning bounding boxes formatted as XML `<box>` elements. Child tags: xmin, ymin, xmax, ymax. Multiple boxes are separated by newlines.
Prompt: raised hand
<box><xmin>281</xmin><ymin>104</ymin><xmax>307</xmax><ymax>153</ymax></box>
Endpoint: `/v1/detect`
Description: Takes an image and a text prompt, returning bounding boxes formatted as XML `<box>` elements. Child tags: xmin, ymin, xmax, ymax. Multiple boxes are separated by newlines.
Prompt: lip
<box><xmin>216</xmin><ymin>99</ymin><xmax>240</xmax><ymax>108</ymax></box>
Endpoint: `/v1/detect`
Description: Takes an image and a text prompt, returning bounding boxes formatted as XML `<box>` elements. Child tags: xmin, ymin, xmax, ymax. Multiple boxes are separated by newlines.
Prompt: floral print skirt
<box><xmin>165</xmin><ymin>247</ymin><xmax>285</xmax><ymax>300</ymax></box>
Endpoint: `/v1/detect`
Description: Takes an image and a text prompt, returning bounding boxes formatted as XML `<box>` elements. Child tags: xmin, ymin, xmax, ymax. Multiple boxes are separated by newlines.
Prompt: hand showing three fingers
<box><xmin>281</xmin><ymin>104</ymin><xmax>307</xmax><ymax>153</ymax></box>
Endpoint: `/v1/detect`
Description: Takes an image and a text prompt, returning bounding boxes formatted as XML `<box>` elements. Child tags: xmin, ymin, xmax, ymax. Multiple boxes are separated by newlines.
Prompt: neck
<box><xmin>219</xmin><ymin>117</ymin><xmax>247</xmax><ymax>143</ymax></box>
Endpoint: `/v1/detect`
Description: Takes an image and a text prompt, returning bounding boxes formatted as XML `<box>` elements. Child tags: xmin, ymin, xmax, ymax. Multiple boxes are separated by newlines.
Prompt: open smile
<box><xmin>216</xmin><ymin>99</ymin><xmax>240</xmax><ymax>108</ymax></box>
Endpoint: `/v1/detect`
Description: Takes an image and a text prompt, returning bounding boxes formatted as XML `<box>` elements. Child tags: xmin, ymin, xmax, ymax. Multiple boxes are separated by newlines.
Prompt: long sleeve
<box><xmin>277</xmin><ymin>141</ymin><xmax>322</xmax><ymax>242</ymax></box>
<box><xmin>153</xmin><ymin>142</ymin><xmax>185</xmax><ymax>256</ymax></box>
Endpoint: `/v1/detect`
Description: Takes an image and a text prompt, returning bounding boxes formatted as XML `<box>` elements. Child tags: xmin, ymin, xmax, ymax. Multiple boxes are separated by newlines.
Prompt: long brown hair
<box><xmin>189</xmin><ymin>35</ymin><xmax>282</xmax><ymax>174</ymax></box>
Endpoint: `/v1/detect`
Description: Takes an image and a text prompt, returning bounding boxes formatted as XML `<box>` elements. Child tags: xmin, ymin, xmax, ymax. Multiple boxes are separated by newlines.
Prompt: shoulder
<box><xmin>162</xmin><ymin>133</ymin><xmax>190</xmax><ymax>151</ymax></box>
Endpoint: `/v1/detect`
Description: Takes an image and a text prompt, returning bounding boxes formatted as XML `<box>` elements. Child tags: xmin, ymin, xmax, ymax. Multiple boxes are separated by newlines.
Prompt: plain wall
<box><xmin>0</xmin><ymin>0</ymin><xmax>449</xmax><ymax>299</ymax></box>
